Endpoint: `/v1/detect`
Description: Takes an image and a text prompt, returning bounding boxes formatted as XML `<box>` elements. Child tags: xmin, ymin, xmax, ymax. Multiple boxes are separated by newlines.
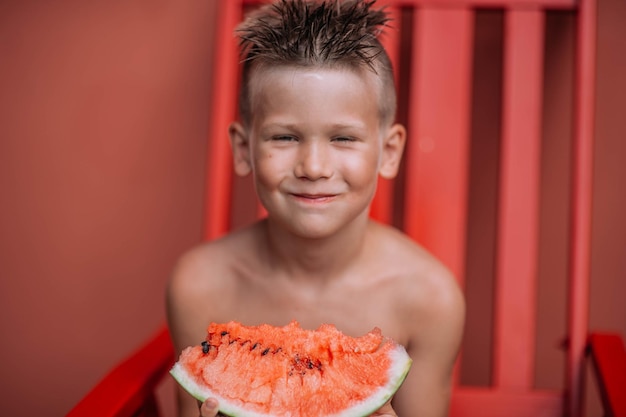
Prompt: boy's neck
<box><xmin>259</xmin><ymin>216</ymin><xmax>371</xmax><ymax>281</ymax></box>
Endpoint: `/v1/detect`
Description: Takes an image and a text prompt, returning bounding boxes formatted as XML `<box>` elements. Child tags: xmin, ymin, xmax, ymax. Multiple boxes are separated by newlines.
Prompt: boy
<box><xmin>166</xmin><ymin>0</ymin><xmax>465</xmax><ymax>416</ymax></box>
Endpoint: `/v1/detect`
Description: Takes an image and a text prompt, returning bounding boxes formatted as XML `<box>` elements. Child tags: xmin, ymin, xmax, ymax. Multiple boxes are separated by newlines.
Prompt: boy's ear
<box><xmin>379</xmin><ymin>123</ymin><xmax>406</xmax><ymax>179</ymax></box>
<box><xmin>229</xmin><ymin>122</ymin><xmax>252</xmax><ymax>177</ymax></box>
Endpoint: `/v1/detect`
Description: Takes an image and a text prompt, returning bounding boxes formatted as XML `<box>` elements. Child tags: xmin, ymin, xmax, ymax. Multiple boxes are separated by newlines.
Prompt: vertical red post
<box><xmin>404</xmin><ymin>7</ymin><xmax>473</xmax><ymax>285</ymax></box>
<box><xmin>566</xmin><ymin>0</ymin><xmax>597</xmax><ymax>415</ymax></box>
<box><xmin>370</xmin><ymin>2</ymin><xmax>401</xmax><ymax>225</ymax></box>
<box><xmin>492</xmin><ymin>8</ymin><xmax>545</xmax><ymax>390</ymax></box>
<box><xmin>404</xmin><ymin>6</ymin><xmax>474</xmax><ymax>385</ymax></box>
<box><xmin>203</xmin><ymin>0</ymin><xmax>243</xmax><ymax>240</ymax></box>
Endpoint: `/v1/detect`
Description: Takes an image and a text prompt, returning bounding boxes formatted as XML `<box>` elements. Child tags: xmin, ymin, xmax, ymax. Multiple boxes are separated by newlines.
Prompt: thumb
<box><xmin>200</xmin><ymin>398</ymin><xmax>220</xmax><ymax>417</ymax></box>
<box><xmin>371</xmin><ymin>400</ymin><xmax>397</xmax><ymax>416</ymax></box>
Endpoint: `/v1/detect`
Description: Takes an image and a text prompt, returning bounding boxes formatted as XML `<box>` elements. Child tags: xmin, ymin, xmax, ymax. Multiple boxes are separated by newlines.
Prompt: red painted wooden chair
<box><xmin>67</xmin><ymin>0</ymin><xmax>620</xmax><ymax>416</ymax></box>
<box><xmin>587</xmin><ymin>333</ymin><xmax>626</xmax><ymax>417</ymax></box>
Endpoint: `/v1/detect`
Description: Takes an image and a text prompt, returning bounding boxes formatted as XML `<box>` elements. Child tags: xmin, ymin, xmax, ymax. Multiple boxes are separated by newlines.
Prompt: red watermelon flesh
<box><xmin>170</xmin><ymin>321</ymin><xmax>412</xmax><ymax>417</ymax></box>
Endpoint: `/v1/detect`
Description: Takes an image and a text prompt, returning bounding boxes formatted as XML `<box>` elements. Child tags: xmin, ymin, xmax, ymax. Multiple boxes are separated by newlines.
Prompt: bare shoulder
<box><xmin>371</xmin><ymin>222</ymin><xmax>462</xmax><ymax>296</ymax></box>
<box><xmin>368</xmin><ymin>221</ymin><xmax>465</xmax><ymax>342</ymax></box>
<box><xmin>168</xmin><ymin>233</ymin><xmax>238</xmax><ymax>302</ymax></box>
<box><xmin>166</xmin><ymin>222</ymin><xmax>263</xmax><ymax>350</ymax></box>
<box><xmin>169</xmin><ymin>235</ymin><xmax>238</xmax><ymax>294</ymax></box>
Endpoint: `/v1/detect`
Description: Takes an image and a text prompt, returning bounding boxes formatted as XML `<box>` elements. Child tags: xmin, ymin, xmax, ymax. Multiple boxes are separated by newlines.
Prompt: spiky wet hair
<box><xmin>235</xmin><ymin>0</ymin><xmax>397</xmax><ymax>126</ymax></box>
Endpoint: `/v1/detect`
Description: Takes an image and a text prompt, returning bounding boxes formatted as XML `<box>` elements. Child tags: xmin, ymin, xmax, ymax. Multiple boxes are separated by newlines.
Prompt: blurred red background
<box><xmin>0</xmin><ymin>1</ymin><xmax>624</xmax><ymax>416</ymax></box>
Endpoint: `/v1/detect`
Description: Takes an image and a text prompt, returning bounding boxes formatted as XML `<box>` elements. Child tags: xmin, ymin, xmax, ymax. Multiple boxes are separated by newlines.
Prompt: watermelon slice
<box><xmin>170</xmin><ymin>321</ymin><xmax>412</xmax><ymax>417</ymax></box>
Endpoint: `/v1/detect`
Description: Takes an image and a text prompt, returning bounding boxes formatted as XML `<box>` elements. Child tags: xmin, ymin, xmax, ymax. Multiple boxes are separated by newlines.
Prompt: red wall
<box><xmin>0</xmin><ymin>1</ymin><xmax>216</xmax><ymax>415</ymax></box>
<box><xmin>0</xmin><ymin>1</ymin><xmax>624</xmax><ymax>416</ymax></box>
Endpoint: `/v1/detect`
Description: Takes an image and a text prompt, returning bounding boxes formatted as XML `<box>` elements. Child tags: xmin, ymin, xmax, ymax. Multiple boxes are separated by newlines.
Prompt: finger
<box><xmin>371</xmin><ymin>400</ymin><xmax>397</xmax><ymax>416</ymax></box>
<box><xmin>199</xmin><ymin>398</ymin><xmax>220</xmax><ymax>417</ymax></box>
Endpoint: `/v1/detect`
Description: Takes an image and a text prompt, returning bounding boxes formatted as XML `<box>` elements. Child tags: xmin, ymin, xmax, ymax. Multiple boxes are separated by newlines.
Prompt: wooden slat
<box><xmin>492</xmin><ymin>9</ymin><xmax>544</xmax><ymax>390</ymax></box>
<box><xmin>451</xmin><ymin>387</ymin><xmax>562</xmax><ymax>417</ymax></box>
<box><xmin>377</xmin><ymin>0</ymin><xmax>576</xmax><ymax>9</ymax></box>
<box><xmin>203</xmin><ymin>0</ymin><xmax>242</xmax><ymax>240</ymax></box>
<box><xmin>66</xmin><ymin>328</ymin><xmax>174</xmax><ymax>417</ymax></box>
<box><xmin>566</xmin><ymin>0</ymin><xmax>597</xmax><ymax>415</ymax></box>
<box><xmin>370</xmin><ymin>3</ymin><xmax>402</xmax><ymax>225</ymax></box>
<box><xmin>587</xmin><ymin>333</ymin><xmax>626</xmax><ymax>417</ymax></box>
<box><xmin>241</xmin><ymin>0</ymin><xmax>578</xmax><ymax>11</ymax></box>
<box><xmin>404</xmin><ymin>7</ymin><xmax>473</xmax><ymax>286</ymax></box>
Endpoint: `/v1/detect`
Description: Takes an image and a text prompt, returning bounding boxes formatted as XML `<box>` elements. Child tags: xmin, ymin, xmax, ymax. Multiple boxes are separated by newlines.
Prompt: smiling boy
<box><xmin>166</xmin><ymin>1</ymin><xmax>465</xmax><ymax>416</ymax></box>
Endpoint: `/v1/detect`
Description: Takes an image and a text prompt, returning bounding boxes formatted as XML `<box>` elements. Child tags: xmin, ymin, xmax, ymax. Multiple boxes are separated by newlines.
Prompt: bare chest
<box><xmin>220</xmin><ymin>272</ymin><xmax>409</xmax><ymax>346</ymax></box>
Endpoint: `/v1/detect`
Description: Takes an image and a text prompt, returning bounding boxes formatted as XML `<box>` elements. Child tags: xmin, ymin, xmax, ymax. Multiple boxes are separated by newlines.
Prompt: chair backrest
<box><xmin>204</xmin><ymin>1</ymin><xmax>597</xmax><ymax>416</ymax></box>
<box><xmin>587</xmin><ymin>333</ymin><xmax>626</xmax><ymax>417</ymax></box>
<box><xmin>67</xmin><ymin>1</ymin><xmax>598</xmax><ymax>416</ymax></box>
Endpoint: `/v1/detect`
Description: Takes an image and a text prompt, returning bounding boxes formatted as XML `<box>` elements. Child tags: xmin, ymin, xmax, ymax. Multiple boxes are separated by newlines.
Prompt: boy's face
<box><xmin>230</xmin><ymin>66</ymin><xmax>405</xmax><ymax>239</ymax></box>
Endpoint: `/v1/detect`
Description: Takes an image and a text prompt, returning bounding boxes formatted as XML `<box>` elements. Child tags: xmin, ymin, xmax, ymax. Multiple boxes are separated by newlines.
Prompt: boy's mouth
<box><xmin>290</xmin><ymin>193</ymin><xmax>337</xmax><ymax>203</ymax></box>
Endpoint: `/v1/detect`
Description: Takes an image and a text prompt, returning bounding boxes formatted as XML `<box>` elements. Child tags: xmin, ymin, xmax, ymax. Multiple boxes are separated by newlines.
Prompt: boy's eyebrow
<box><xmin>259</xmin><ymin>121</ymin><xmax>370</xmax><ymax>132</ymax></box>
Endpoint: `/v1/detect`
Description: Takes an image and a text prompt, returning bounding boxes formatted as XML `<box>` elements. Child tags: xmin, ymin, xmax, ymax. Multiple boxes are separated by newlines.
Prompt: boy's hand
<box><xmin>369</xmin><ymin>400</ymin><xmax>397</xmax><ymax>416</ymax></box>
<box><xmin>200</xmin><ymin>398</ymin><xmax>397</xmax><ymax>417</ymax></box>
<box><xmin>199</xmin><ymin>398</ymin><xmax>221</xmax><ymax>417</ymax></box>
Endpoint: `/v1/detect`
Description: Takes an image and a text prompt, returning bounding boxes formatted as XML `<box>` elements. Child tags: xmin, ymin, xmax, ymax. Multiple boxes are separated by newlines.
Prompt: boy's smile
<box><xmin>230</xmin><ymin>65</ymin><xmax>404</xmax><ymax>239</ymax></box>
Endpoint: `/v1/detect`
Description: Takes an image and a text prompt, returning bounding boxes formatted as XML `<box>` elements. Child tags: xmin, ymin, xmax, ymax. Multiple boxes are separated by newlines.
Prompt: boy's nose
<box><xmin>294</xmin><ymin>141</ymin><xmax>332</xmax><ymax>180</ymax></box>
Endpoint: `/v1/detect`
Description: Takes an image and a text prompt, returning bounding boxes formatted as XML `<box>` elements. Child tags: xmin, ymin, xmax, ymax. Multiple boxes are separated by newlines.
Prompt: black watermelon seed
<box><xmin>201</xmin><ymin>341</ymin><xmax>209</xmax><ymax>354</ymax></box>
<box><xmin>261</xmin><ymin>348</ymin><xmax>270</xmax><ymax>356</ymax></box>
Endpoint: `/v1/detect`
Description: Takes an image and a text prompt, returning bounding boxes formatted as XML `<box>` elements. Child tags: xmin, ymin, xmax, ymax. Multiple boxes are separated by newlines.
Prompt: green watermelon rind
<box><xmin>169</xmin><ymin>344</ymin><xmax>412</xmax><ymax>417</ymax></box>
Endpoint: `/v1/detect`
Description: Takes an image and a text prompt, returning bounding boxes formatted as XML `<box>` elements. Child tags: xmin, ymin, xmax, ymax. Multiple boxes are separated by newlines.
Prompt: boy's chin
<box><xmin>270</xmin><ymin>215</ymin><xmax>367</xmax><ymax>241</ymax></box>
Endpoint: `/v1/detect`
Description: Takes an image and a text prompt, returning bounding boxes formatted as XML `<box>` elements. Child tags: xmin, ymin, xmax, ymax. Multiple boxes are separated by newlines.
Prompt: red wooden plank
<box><xmin>203</xmin><ymin>0</ymin><xmax>242</xmax><ymax>240</ymax></box>
<box><xmin>588</xmin><ymin>333</ymin><xmax>626</xmax><ymax>417</ymax></box>
<box><xmin>492</xmin><ymin>9</ymin><xmax>544</xmax><ymax>390</ymax></box>
<box><xmin>566</xmin><ymin>0</ymin><xmax>597</xmax><ymax>415</ymax></box>
<box><xmin>404</xmin><ymin>7</ymin><xmax>473</xmax><ymax>285</ymax></box>
<box><xmin>451</xmin><ymin>387</ymin><xmax>562</xmax><ymax>417</ymax></box>
<box><xmin>370</xmin><ymin>3</ymin><xmax>402</xmax><ymax>225</ymax></box>
<box><xmin>242</xmin><ymin>0</ymin><xmax>578</xmax><ymax>11</ymax></box>
<box><xmin>376</xmin><ymin>0</ymin><xmax>576</xmax><ymax>9</ymax></box>
<box><xmin>66</xmin><ymin>327</ymin><xmax>174</xmax><ymax>417</ymax></box>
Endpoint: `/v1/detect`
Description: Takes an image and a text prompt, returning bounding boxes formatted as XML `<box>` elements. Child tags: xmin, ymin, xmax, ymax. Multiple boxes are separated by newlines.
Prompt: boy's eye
<box><xmin>272</xmin><ymin>135</ymin><xmax>297</xmax><ymax>142</ymax></box>
<box><xmin>332</xmin><ymin>136</ymin><xmax>356</xmax><ymax>142</ymax></box>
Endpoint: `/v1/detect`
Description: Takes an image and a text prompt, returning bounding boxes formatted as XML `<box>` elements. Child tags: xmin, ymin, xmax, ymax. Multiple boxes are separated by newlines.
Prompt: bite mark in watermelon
<box><xmin>170</xmin><ymin>321</ymin><xmax>412</xmax><ymax>417</ymax></box>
